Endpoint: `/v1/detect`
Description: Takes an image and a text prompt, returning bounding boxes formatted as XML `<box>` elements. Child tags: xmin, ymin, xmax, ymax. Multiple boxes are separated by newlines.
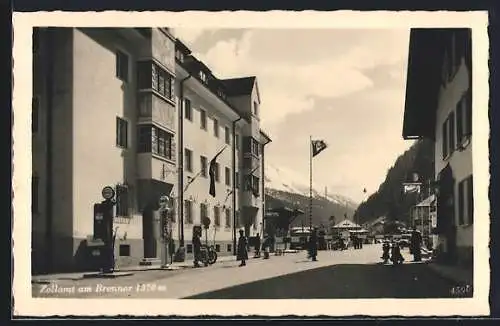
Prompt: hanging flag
<box><xmin>209</xmin><ymin>146</ymin><xmax>227</xmax><ymax>197</ymax></box>
<box><xmin>403</xmin><ymin>183</ymin><xmax>421</xmax><ymax>194</ymax></box>
<box><xmin>311</xmin><ymin>139</ymin><xmax>328</xmax><ymax>157</ymax></box>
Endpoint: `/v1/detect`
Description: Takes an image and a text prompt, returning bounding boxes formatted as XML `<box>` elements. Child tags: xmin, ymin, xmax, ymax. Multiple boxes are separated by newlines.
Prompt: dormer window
<box><xmin>175</xmin><ymin>49</ymin><xmax>184</xmax><ymax>63</ymax></box>
<box><xmin>199</xmin><ymin>70</ymin><xmax>207</xmax><ymax>83</ymax></box>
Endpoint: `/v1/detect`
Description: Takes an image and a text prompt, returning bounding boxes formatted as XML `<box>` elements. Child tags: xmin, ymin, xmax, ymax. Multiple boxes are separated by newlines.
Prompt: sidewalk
<box><xmin>31</xmin><ymin>252</ymin><xmax>277</xmax><ymax>283</ymax></box>
<box><xmin>401</xmin><ymin>248</ymin><xmax>473</xmax><ymax>285</ymax></box>
<box><xmin>424</xmin><ymin>260</ymin><xmax>473</xmax><ymax>285</ymax></box>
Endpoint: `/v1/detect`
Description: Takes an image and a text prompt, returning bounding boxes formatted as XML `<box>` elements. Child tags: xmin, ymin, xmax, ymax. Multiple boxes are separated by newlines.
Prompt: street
<box><xmin>32</xmin><ymin>244</ymin><xmax>468</xmax><ymax>299</ymax></box>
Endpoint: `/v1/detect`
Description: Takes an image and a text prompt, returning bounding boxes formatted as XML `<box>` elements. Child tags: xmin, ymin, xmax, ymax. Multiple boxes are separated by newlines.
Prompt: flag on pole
<box><xmin>209</xmin><ymin>146</ymin><xmax>227</xmax><ymax>197</ymax></box>
<box><xmin>311</xmin><ymin>139</ymin><xmax>328</xmax><ymax>157</ymax></box>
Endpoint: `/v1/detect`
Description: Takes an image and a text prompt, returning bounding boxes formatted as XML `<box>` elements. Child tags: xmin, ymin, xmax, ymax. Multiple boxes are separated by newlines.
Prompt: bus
<box><xmin>289</xmin><ymin>227</ymin><xmax>312</xmax><ymax>250</ymax></box>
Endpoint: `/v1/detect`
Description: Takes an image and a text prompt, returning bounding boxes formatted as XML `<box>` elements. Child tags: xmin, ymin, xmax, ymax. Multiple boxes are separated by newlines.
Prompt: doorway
<box><xmin>142</xmin><ymin>207</ymin><xmax>157</xmax><ymax>258</ymax></box>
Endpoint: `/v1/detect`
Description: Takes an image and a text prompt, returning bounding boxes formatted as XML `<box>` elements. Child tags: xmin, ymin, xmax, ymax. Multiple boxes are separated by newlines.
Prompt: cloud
<box><xmin>184</xmin><ymin>28</ymin><xmax>412</xmax><ymax>202</ymax></box>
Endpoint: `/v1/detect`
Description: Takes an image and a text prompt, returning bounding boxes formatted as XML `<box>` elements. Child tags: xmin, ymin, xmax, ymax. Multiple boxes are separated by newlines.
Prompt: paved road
<box><xmin>32</xmin><ymin>244</ymin><xmax>468</xmax><ymax>299</ymax></box>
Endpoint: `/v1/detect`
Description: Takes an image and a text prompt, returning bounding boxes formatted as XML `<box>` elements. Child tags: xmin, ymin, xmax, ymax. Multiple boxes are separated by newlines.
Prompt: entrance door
<box><xmin>142</xmin><ymin>208</ymin><xmax>157</xmax><ymax>258</ymax></box>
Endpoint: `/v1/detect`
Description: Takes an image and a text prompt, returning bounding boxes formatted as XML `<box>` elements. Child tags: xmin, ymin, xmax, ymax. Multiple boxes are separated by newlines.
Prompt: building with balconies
<box><xmin>31</xmin><ymin>27</ymin><xmax>271</xmax><ymax>273</ymax></box>
<box><xmin>174</xmin><ymin>39</ymin><xmax>272</xmax><ymax>259</ymax></box>
<box><xmin>403</xmin><ymin>28</ymin><xmax>473</xmax><ymax>267</ymax></box>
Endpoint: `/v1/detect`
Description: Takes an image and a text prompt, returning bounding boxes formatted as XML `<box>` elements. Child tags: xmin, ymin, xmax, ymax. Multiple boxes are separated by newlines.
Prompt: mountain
<box><xmin>264</xmin><ymin>164</ymin><xmax>358</xmax><ymax>229</ymax></box>
<box><xmin>353</xmin><ymin>138</ymin><xmax>435</xmax><ymax>226</ymax></box>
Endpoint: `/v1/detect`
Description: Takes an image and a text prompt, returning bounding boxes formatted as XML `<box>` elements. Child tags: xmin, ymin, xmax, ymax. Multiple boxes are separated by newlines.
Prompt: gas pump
<box><xmin>93</xmin><ymin>186</ymin><xmax>116</xmax><ymax>273</ymax></box>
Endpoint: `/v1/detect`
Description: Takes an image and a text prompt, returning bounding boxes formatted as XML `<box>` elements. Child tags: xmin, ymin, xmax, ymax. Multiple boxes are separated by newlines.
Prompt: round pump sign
<box><xmin>102</xmin><ymin>186</ymin><xmax>115</xmax><ymax>200</ymax></box>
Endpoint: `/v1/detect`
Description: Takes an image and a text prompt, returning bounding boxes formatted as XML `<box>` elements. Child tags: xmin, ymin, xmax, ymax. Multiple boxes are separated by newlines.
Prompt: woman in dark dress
<box><xmin>237</xmin><ymin>230</ymin><xmax>248</xmax><ymax>266</ymax></box>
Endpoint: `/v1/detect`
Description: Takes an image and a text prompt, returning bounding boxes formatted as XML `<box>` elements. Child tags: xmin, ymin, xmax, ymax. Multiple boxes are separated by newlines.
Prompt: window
<box><xmin>199</xmin><ymin>70</ymin><xmax>207</xmax><ymax>83</ymax></box>
<box><xmin>200</xmin><ymin>109</ymin><xmax>207</xmax><ymax>130</ymax></box>
<box><xmin>227</xmin><ymin>244</ymin><xmax>232</xmax><ymax>252</ymax></box>
<box><xmin>32</xmin><ymin>175</ymin><xmax>39</xmax><ymax>213</ymax></box>
<box><xmin>225</xmin><ymin>167</ymin><xmax>231</xmax><ymax>186</ymax></box>
<box><xmin>253</xmin><ymin>101</ymin><xmax>259</xmax><ymax>115</ymax></box>
<box><xmin>252</xmin><ymin>175</ymin><xmax>260</xmax><ymax>197</ymax></box>
<box><xmin>184</xmin><ymin>98</ymin><xmax>192</xmax><ymax>121</ymax></box>
<box><xmin>175</xmin><ymin>49</ymin><xmax>184</xmax><ymax>63</ymax></box>
<box><xmin>137</xmin><ymin>125</ymin><xmax>174</xmax><ymax>160</ymax></box>
<box><xmin>458</xmin><ymin>175</ymin><xmax>474</xmax><ymax>225</ymax></box>
<box><xmin>185</xmin><ymin>200</ymin><xmax>193</xmax><ymax>224</ymax></box>
<box><xmin>235</xmin><ymin>134</ymin><xmax>240</xmax><ymax>150</ymax></box>
<box><xmin>137</xmin><ymin>61</ymin><xmax>174</xmax><ymax>100</ymax></box>
<box><xmin>213</xmin><ymin>118</ymin><xmax>219</xmax><ymax>138</ymax></box>
<box><xmin>456</xmin><ymin>90</ymin><xmax>472</xmax><ymax>146</ymax></box>
<box><xmin>442</xmin><ymin>120</ymin><xmax>448</xmax><ymax>159</ymax></box>
<box><xmin>119</xmin><ymin>244</ymin><xmax>131</xmax><ymax>256</ymax></box>
<box><xmin>116</xmin><ymin>184</ymin><xmax>129</xmax><ymax>217</ymax></box>
<box><xmin>214</xmin><ymin>163</ymin><xmax>220</xmax><ymax>182</ymax></box>
<box><xmin>187</xmin><ymin>244</ymin><xmax>193</xmax><ymax>253</ymax></box>
<box><xmin>32</xmin><ymin>97</ymin><xmax>39</xmax><ymax>133</ymax></box>
<box><xmin>185</xmin><ymin>148</ymin><xmax>193</xmax><ymax>172</ymax></box>
<box><xmin>200</xmin><ymin>203</ymin><xmax>208</xmax><ymax>220</ymax></box>
<box><xmin>214</xmin><ymin>206</ymin><xmax>220</xmax><ymax>226</ymax></box>
<box><xmin>225</xmin><ymin>208</ymin><xmax>231</xmax><ymax>228</ymax></box>
<box><xmin>116</xmin><ymin>117</ymin><xmax>128</xmax><ymax>148</ymax></box>
<box><xmin>225</xmin><ymin>126</ymin><xmax>230</xmax><ymax>144</ymax></box>
<box><xmin>243</xmin><ymin>136</ymin><xmax>260</xmax><ymax>157</ymax></box>
<box><xmin>200</xmin><ymin>156</ymin><xmax>208</xmax><ymax>177</ymax></box>
<box><xmin>252</xmin><ymin>138</ymin><xmax>260</xmax><ymax>156</ymax></box>
<box><xmin>215</xmin><ymin>244</ymin><xmax>221</xmax><ymax>252</ymax></box>
<box><xmin>235</xmin><ymin>211</ymin><xmax>241</xmax><ymax>228</ymax></box>
<box><xmin>116</xmin><ymin>50</ymin><xmax>129</xmax><ymax>81</ymax></box>
<box><xmin>235</xmin><ymin>171</ymin><xmax>240</xmax><ymax>189</ymax></box>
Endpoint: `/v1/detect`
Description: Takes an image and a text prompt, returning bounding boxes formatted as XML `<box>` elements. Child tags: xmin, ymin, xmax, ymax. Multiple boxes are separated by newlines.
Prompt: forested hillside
<box><xmin>353</xmin><ymin>139</ymin><xmax>435</xmax><ymax>225</ymax></box>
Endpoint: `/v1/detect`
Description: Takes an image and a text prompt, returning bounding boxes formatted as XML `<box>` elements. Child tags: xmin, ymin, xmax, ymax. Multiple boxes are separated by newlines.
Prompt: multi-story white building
<box><xmin>31</xmin><ymin>27</ymin><xmax>271</xmax><ymax>274</ymax></box>
<box><xmin>403</xmin><ymin>28</ymin><xmax>473</xmax><ymax>267</ymax></box>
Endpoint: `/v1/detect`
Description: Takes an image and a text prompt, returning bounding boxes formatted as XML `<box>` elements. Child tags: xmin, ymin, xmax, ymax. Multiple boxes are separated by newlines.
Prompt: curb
<box><xmin>82</xmin><ymin>271</ymin><xmax>135</xmax><ymax>279</ymax></box>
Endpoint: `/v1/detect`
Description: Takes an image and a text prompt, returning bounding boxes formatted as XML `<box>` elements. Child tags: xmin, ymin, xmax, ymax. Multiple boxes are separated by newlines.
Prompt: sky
<box><xmin>174</xmin><ymin>28</ymin><xmax>415</xmax><ymax>204</ymax></box>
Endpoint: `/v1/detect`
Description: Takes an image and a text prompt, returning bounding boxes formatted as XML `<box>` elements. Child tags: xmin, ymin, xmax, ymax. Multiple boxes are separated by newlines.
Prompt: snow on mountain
<box><xmin>264</xmin><ymin>163</ymin><xmax>358</xmax><ymax>209</ymax></box>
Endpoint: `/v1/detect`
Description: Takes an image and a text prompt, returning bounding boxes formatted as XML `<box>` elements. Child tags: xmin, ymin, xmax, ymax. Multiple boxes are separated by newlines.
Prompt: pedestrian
<box><xmin>308</xmin><ymin>228</ymin><xmax>319</xmax><ymax>261</ymax></box>
<box><xmin>254</xmin><ymin>233</ymin><xmax>261</xmax><ymax>258</ymax></box>
<box><xmin>237</xmin><ymin>229</ymin><xmax>248</xmax><ymax>267</ymax></box>
<box><xmin>410</xmin><ymin>229</ymin><xmax>423</xmax><ymax>262</ymax></box>
<box><xmin>262</xmin><ymin>234</ymin><xmax>271</xmax><ymax>259</ymax></box>
<box><xmin>192</xmin><ymin>227</ymin><xmax>203</xmax><ymax>268</ymax></box>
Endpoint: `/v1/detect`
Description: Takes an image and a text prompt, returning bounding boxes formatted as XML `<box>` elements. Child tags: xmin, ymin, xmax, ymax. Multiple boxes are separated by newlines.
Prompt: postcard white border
<box><xmin>12</xmin><ymin>10</ymin><xmax>490</xmax><ymax>317</ymax></box>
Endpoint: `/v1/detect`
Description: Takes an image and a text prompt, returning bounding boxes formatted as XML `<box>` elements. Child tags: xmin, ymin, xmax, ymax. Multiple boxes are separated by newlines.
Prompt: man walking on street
<box><xmin>254</xmin><ymin>233</ymin><xmax>261</xmax><ymax>258</ymax></box>
<box><xmin>192</xmin><ymin>226</ymin><xmax>203</xmax><ymax>267</ymax></box>
<box><xmin>308</xmin><ymin>228</ymin><xmax>319</xmax><ymax>261</ymax></box>
<box><xmin>410</xmin><ymin>229</ymin><xmax>423</xmax><ymax>262</ymax></box>
<box><xmin>237</xmin><ymin>230</ymin><xmax>248</xmax><ymax>267</ymax></box>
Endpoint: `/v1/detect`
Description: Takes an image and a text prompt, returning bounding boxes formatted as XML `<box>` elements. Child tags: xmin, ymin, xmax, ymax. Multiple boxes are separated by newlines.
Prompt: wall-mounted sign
<box><xmin>101</xmin><ymin>186</ymin><xmax>115</xmax><ymax>200</ymax></box>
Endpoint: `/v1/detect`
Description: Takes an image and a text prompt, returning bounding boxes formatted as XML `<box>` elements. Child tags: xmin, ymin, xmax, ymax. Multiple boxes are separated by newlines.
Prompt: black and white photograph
<box><xmin>12</xmin><ymin>10</ymin><xmax>490</xmax><ymax>316</ymax></box>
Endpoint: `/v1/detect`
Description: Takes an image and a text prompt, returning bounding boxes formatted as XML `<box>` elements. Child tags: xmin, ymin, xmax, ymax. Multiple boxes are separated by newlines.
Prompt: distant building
<box><xmin>403</xmin><ymin>28</ymin><xmax>473</xmax><ymax>267</ymax></box>
<box><xmin>412</xmin><ymin>194</ymin><xmax>438</xmax><ymax>249</ymax></box>
<box><xmin>32</xmin><ymin>27</ymin><xmax>271</xmax><ymax>273</ymax></box>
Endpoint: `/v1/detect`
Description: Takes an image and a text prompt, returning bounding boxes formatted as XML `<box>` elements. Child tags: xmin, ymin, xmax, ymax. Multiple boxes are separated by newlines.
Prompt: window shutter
<box><xmin>448</xmin><ymin>111</ymin><xmax>455</xmax><ymax>154</ymax></box>
<box><xmin>442</xmin><ymin>121</ymin><xmax>448</xmax><ymax>158</ymax></box>
<box><xmin>467</xmin><ymin>176</ymin><xmax>474</xmax><ymax>224</ymax></box>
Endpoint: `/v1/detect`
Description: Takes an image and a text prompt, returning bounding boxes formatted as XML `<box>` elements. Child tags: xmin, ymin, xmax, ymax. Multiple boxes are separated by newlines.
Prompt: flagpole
<box><xmin>309</xmin><ymin>135</ymin><xmax>313</xmax><ymax>231</ymax></box>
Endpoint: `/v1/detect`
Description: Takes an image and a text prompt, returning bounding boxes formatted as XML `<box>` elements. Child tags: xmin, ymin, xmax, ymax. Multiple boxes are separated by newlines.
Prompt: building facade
<box><xmin>32</xmin><ymin>27</ymin><xmax>271</xmax><ymax>274</ymax></box>
<box><xmin>403</xmin><ymin>28</ymin><xmax>473</xmax><ymax>267</ymax></box>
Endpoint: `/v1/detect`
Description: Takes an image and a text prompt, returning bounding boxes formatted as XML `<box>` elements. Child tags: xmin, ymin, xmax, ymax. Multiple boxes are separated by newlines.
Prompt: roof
<box><xmin>260</xmin><ymin>129</ymin><xmax>272</xmax><ymax>145</ymax></box>
<box><xmin>416</xmin><ymin>194</ymin><xmax>437</xmax><ymax>207</ymax></box>
<box><xmin>368</xmin><ymin>216</ymin><xmax>387</xmax><ymax>227</ymax></box>
<box><xmin>403</xmin><ymin>28</ymin><xmax>450</xmax><ymax>140</ymax></box>
<box><xmin>333</xmin><ymin>219</ymin><xmax>362</xmax><ymax>229</ymax></box>
<box><xmin>221</xmin><ymin>77</ymin><xmax>256</xmax><ymax>96</ymax></box>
